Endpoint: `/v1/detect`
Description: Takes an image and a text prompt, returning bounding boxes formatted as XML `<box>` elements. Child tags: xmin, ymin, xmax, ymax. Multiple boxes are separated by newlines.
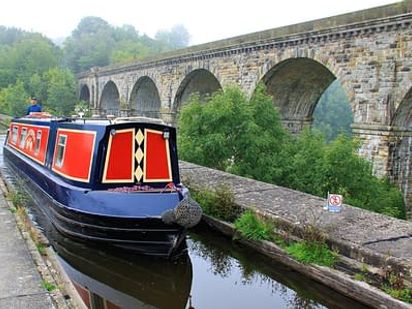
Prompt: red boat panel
<box><xmin>73</xmin><ymin>282</ymin><xmax>92</xmax><ymax>308</ymax></box>
<box><xmin>7</xmin><ymin>122</ymin><xmax>49</xmax><ymax>165</ymax></box>
<box><xmin>103</xmin><ymin>129</ymin><xmax>135</xmax><ymax>183</ymax></box>
<box><xmin>143</xmin><ymin>129</ymin><xmax>172</xmax><ymax>182</ymax></box>
<box><xmin>106</xmin><ymin>301</ymin><xmax>122</xmax><ymax>309</ymax></box>
<box><xmin>52</xmin><ymin>129</ymin><xmax>96</xmax><ymax>182</ymax></box>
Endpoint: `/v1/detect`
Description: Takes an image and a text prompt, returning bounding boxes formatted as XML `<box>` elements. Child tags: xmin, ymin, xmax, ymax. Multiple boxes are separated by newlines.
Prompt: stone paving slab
<box><xmin>0</xmin><ymin>191</ymin><xmax>54</xmax><ymax>307</ymax></box>
<box><xmin>180</xmin><ymin>161</ymin><xmax>412</xmax><ymax>265</ymax></box>
<box><xmin>0</xmin><ymin>294</ymin><xmax>54</xmax><ymax>309</ymax></box>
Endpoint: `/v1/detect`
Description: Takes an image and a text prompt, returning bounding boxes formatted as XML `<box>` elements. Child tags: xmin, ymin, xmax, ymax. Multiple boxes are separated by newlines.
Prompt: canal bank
<box><xmin>180</xmin><ymin>161</ymin><xmax>412</xmax><ymax>308</ymax></box>
<box><xmin>0</xmin><ymin>171</ymin><xmax>94</xmax><ymax>309</ymax></box>
<box><xmin>0</xmin><ymin>175</ymin><xmax>56</xmax><ymax>308</ymax></box>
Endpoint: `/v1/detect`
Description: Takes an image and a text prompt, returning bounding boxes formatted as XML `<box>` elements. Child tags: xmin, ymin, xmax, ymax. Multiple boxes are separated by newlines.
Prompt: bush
<box><xmin>234</xmin><ymin>210</ymin><xmax>274</xmax><ymax>241</ymax></box>
<box><xmin>190</xmin><ymin>185</ymin><xmax>242</xmax><ymax>223</ymax></box>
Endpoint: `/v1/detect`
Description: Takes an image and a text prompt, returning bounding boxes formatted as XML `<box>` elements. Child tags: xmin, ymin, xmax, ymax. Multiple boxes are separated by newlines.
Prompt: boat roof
<box><xmin>14</xmin><ymin>115</ymin><xmax>168</xmax><ymax>127</ymax></box>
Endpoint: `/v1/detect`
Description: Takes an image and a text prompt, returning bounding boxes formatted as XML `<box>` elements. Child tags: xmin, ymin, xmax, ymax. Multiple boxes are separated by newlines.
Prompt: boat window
<box><xmin>11</xmin><ymin>126</ymin><xmax>18</xmax><ymax>144</ymax></box>
<box><xmin>34</xmin><ymin>130</ymin><xmax>42</xmax><ymax>155</ymax></box>
<box><xmin>56</xmin><ymin>135</ymin><xmax>67</xmax><ymax>167</ymax></box>
<box><xmin>19</xmin><ymin>127</ymin><xmax>27</xmax><ymax>148</ymax></box>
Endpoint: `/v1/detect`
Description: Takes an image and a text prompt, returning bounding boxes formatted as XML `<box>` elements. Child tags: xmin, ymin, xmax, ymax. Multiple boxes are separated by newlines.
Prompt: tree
<box><xmin>0</xmin><ymin>30</ymin><xmax>60</xmax><ymax>89</ymax></box>
<box><xmin>63</xmin><ymin>16</ymin><xmax>114</xmax><ymax>73</ymax></box>
<box><xmin>178</xmin><ymin>84</ymin><xmax>288</xmax><ymax>182</ymax></box>
<box><xmin>43</xmin><ymin>68</ymin><xmax>77</xmax><ymax>115</ymax></box>
<box><xmin>0</xmin><ymin>80</ymin><xmax>29</xmax><ymax>116</ymax></box>
<box><xmin>313</xmin><ymin>80</ymin><xmax>353</xmax><ymax>142</ymax></box>
<box><xmin>155</xmin><ymin>24</ymin><xmax>190</xmax><ymax>50</ymax></box>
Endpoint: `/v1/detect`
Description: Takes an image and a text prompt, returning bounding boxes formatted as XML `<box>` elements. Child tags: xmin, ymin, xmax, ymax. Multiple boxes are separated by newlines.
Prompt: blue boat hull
<box><xmin>4</xmin><ymin>146</ymin><xmax>187</xmax><ymax>257</ymax></box>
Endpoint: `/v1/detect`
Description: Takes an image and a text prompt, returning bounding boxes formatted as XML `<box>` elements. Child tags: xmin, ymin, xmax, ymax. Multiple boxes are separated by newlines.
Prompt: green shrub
<box><xmin>190</xmin><ymin>185</ymin><xmax>241</xmax><ymax>223</ymax></box>
<box><xmin>234</xmin><ymin>210</ymin><xmax>273</xmax><ymax>241</ymax></box>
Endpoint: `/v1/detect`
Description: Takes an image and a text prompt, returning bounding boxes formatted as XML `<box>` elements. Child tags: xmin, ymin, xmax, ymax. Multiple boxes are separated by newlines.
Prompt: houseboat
<box><xmin>3</xmin><ymin>113</ymin><xmax>202</xmax><ymax>257</ymax></box>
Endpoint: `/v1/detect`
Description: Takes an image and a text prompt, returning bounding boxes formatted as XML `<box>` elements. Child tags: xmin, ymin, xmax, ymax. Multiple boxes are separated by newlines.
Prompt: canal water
<box><xmin>0</xmin><ymin>135</ymin><xmax>371</xmax><ymax>309</ymax></box>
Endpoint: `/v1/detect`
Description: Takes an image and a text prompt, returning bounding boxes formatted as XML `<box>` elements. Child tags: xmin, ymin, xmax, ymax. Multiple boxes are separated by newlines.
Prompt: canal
<box><xmin>0</xmin><ymin>136</ymin><xmax>371</xmax><ymax>309</ymax></box>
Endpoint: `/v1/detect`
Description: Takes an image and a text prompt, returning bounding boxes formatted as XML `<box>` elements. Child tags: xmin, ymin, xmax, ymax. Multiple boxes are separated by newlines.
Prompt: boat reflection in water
<box><xmin>49</xmin><ymin>226</ymin><xmax>193</xmax><ymax>309</ymax></box>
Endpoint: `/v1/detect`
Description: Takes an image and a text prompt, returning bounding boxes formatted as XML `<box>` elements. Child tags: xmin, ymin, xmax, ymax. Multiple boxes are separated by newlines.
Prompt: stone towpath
<box><xmin>0</xmin><ymin>177</ymin><xmax>54</xmax><ymax>308</ymax></box>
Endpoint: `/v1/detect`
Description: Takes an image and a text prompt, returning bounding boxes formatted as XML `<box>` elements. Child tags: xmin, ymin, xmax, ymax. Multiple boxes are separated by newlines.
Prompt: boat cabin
<box><xmin>6</xmin><ymin>116</ymin><xmax>180</xmax><ymax>190</ymax></box>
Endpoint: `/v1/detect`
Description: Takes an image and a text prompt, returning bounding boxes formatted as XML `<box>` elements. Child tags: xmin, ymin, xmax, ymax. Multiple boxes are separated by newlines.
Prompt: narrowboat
<box><xmin>3</xmin><ymin>113</ymin><xmax>202</xmax><ymax>257</ymax></box>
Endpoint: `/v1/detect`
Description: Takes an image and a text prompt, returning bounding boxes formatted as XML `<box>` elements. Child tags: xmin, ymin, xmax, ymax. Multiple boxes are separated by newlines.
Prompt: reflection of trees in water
<box><xmin>287</xmin><ymin>295</ymin><xmax>323</xmax><ymax>309</ymax></box>
<box><xmin>190</xmin><ymin>238</ymin><xmax>233</xmax><ymax>277</ymax></box>
<box><xmin>189</xmin><ymin>236</ymin><xmax>326</xmax><ymax>309</ymax></box>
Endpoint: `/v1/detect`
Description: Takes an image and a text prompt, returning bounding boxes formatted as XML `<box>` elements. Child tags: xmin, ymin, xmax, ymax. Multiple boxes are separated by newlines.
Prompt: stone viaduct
<box><xmin>77</xmin><ymin>1</ymin><xmax>412</xmax><ymax>218</ymax></box>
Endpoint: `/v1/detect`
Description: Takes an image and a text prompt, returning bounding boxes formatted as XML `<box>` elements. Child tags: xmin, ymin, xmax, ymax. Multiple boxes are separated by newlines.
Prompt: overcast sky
<box><xmin>0</xmin><ymin>0</ymin><xmax>399</xmax><ymax>45</ymax></box>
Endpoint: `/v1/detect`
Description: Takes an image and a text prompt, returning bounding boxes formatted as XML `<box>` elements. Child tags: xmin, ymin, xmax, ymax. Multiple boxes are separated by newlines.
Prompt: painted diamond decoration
<box><xmin>135</xmin><ymin>147</ymin><xmax>144</xmax><ymax>163</ymax></box>
<box><xmin>136</xmin><ymin>129</ymin><xmax>144</xmax><ymax>145</ymax></box>
<box><xmin>135</xmin><ymin>166</ymin><xmax>143</xmax><ymax>182</ymax></box>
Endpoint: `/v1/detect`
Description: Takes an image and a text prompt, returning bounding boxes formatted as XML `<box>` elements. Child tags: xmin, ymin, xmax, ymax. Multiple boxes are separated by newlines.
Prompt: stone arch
<box><xmin>100</xmin><ymin>81</ymin><xmax>120</xmax><ymax>115</ymax></box>
<box><xmin>388</xmin><ymin>87</ymin><xmax>412</xmax><ymax>218</ymax></box>
<box><xmin>261</xmin><ymin>57</ymin><xmax>339</xmax><ymax>132</ymax></box>
<box><xmin>391</xmin><ymin>88</ymin><xmax>412</xmax><ymax>129</ymax></box>
<box><xmin>129</xmin><ymin>76</ymin><xmax>161</xmax><ymax>118</ymax></box>
<box><xmin>173</xmin><ymin>69</ymin><xmax>222</xmax><ymax>117</ymax></box>
<box><xmin>79</xmin><ymin>84</ymin><xmax>90</xmax><ymax>103</ymax></box>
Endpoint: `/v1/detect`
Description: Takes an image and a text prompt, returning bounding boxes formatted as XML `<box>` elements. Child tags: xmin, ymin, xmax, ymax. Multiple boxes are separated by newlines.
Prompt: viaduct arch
<box><xmin>78</xmin><ymin>1</ymin><xmax>412</xmax><ymax>218</ymax></box>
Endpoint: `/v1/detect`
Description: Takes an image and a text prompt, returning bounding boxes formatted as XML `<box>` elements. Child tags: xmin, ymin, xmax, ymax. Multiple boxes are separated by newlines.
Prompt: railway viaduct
<box><xmin>77</xmin><ymin>1</ymin><xmax>412</xmax><ymax>218</ymax></box>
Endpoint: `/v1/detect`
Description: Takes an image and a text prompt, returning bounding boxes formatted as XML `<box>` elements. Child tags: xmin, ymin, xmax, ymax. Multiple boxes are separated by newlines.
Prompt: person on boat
<box><xmin>27</xmin><ymin>97</ymin><xmax>42</xmax><ymax>115</ymax></box>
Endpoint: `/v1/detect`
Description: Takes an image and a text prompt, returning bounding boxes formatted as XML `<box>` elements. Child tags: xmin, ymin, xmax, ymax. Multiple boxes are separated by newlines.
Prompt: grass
<box><xmin>382</xmin><ymin>285</ymin><xmax>412</xmax><ymax>303</ymax></box>
<box><xmin>286</xmin><ymin>242</ymin><xmax>338</xmax><ymax>267</ymax></box>
<box><xmin>234</xmin><ymin>210</ymin><xmax>274</xmax><ymax>241</ymax></box>
<box><xmin>190</xmin><ymin>185</ymin><xmax>242</xmax><ymax>222</ymax></box>
<box><xmin>7</xmin><ymin>190</ymin><xmax>28</xmax><ymax>207</ymax></box>
<box><xmin>354</xmin><ymin>273</ymin><xmax>367</xmax><ymax>282</ymax></box>
<box><xmin>36</xmin><ymin>244</ymin><xmax>46</xmax><ymax>255</ymax></box>
<box><xmin>41</xmin><ymin>280</ymin><xmax>57</xmax><ymax>292</ymax></box>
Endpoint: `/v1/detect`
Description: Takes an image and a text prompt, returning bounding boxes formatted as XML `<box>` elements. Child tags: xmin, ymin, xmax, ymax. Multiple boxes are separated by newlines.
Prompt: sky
<box><xmin>0</xmin><ymin>0</ymin><xmax>400</xmax><ymax>45</ymax></box>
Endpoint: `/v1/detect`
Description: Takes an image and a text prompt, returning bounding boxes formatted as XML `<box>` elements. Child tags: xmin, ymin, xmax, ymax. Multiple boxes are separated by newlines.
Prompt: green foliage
<box><xmin>382</xmin><ymin>286</ymin><xmax>412</xmax><ymax>303</ymax></box>
<box><xmin>73</xmin><ymin>100</ymin><xmax>91</xmax><ymax>117</ymax></box>
<box><xmin>41</xmin><ymin>280</ymin><xmax>57</xmax><ymax>292</ymax></box>
<box><xmin>313</xmin><ymin>80</ymin><xmax>353</xmax><ymax>142</ymax></box>
<box><xmin>178</xmin><ymin>84</ymin><xmax>406</xmax><ymax>219</ymax></box>
<box><xmin>36</xmin><ymin>244</ymin><xmax>46</xmax><ymax>255</ymax></box>
<box><xmin>234</xmin><ymin>210</ymin><xmax>274</xmax><ymax>241</ymax></box>
<box><xmin>286</xmin><ymin>242</ymin><xmax>338</xmax><ymax>267</ymax></box>
<box><xmin>0</xmin><ymin>20</ymin><xmax>190</xmax><ymax>117</ymax></box>
<box><xmin>190</xmin><ymin>185</ymin><xmax>241</xmax><ymax>222</ymax></box>
<box><xmin>281</xmin><ymin>129</ymin><xmax>326</xmax><ymax>196</ymax></box>
<box><xmin>354</xmin><ymin>273</ymin><xmax>367</xmax><ymax>282</ymax></box>
<box><xmin>179</xmin><ymin>84</ymin><xmax>288</xmax><ymax>183</ymax></box>
<box><xmin>1</xmin><ymin>33</ymin><xmax>60</xmax><ymax>88</ymax></box>
<box><xmin>43</xmin><ymin>68</ymin><xmax>77</xmax><ymax>115</ymax></box>
<box><xmin>7</xmin><ymin>189</ymin><xmax>28</xmax><ymax>207</ymax></box>
<box><xmin>63</xmin><ymin>17</ymin><xmax>187</xmax><ymax>72</ymax></box>
<box><xmin>0</xmin><ymin>80</ymin><xmax>28</xmax><ymax>116</ymax></box>
<box><xmin>155</xmin><ymin>24</ymin><xmax>190</xmax><ymax>50</ymax></box>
